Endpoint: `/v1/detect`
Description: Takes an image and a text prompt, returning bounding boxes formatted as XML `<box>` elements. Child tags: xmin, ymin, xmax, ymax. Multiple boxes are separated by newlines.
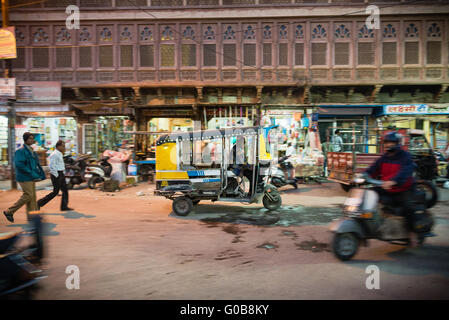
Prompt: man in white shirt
<box><xmin>283</xmin><ymin>142</ymin><xmax>297</xmax><ymax>185</ymax></box>
<box><xmin>332</xmin><ymin>130</ymin><xmax>344</xmax><ymax>152</ymax></box>
<box><xmin>37</xmin><ymin>140</ymin><xmax>73</xmax><ymax>211</ymax></box>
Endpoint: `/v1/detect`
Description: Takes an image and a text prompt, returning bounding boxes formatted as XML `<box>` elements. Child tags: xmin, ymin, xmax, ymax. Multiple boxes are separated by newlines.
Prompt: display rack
<box><xmin>0</xmin><ymin>116</ymin><xmax>8</xmax><ymax>164</ymax></box>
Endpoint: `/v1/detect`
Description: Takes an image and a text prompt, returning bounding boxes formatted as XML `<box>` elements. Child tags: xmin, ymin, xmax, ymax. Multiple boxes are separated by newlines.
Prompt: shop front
<box><xmin>378</xmin><ymin>104</ymin><xmax>449</xmax><ymax>151</ymax></box>
<box><xmin>0</xmin><ymin>115</ymin><xmax>7</xmax><ymax>165</ymax></box>
<box><xmin>205</xmin><ymin>105</ymin><xmax>257</xmax><ymax>129</ymax></box>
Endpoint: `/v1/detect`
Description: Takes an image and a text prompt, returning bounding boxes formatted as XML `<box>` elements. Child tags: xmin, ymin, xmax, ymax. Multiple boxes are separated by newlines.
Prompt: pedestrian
<box><xmin>332</xmin><ymin>129</ymin><xmax>344</xmax><ymax>152</ymax></box>
<box><xmin>37</xmin><ymin>140</ymin><xmax>73</xmax><ymax>212</ymax></box>
<box><xmin>3</xmin><ymin>132</ymin><xmax>46</xmax><ymax>223</ymax></box>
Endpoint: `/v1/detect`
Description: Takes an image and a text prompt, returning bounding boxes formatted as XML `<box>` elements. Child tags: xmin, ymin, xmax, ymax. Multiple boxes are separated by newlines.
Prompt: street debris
<box><xmin>136</xmin><ymin>191</ymin><xmax>146</xmax><ymax>197</ymax></box>
<box><xmin>295</xmin><ymin>239</ymin><xmax>331</xmax><ymax>253</ymax></box>
<box><xmin>257</xmin><ymin>242</ymin><xmax>279</xmax><ymax>250</ymax></box>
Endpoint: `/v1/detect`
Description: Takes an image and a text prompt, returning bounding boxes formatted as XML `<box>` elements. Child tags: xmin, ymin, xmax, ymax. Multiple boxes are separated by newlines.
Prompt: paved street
<box><xmin>1</xmin><ymin>181</ymin><xmax>449</xmax><ymax>300</ymax></box>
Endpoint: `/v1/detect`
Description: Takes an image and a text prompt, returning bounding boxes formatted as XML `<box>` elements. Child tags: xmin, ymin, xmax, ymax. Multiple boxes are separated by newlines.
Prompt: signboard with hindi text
<box><xmin>384</xmin><ymin>104</ymin><xmax>449</xmax><ymax>115</ymax></box>
<box><xmin>0</xmin><ymin>78</ymin><xmax>16</xmax><ymax>98</ymax></box>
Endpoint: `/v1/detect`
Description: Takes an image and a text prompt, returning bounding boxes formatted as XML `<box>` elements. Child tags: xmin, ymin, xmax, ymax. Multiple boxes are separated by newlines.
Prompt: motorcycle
<box><xmin>330</xmin><ymin>174</ymin><xmax>435</xmax><ymax>261</ymax></box>
<box><xmin>64</xmin><ymin>154</ymin><xmax>91</xmax><ymax>189</ymax></box>
<box><xmin>85</xmin><ymin>156</ymin><xmax>113</xmax><ymax>189</ymax></box>
<box><xmin>0</xmin><ymin>213</ymin><xmax>47</xmax><ymax>299</ymax></box>
<box><xmin>270</xmin><ymin>155</ymin><xmax>298</xmax><ymax>189</ymax></box>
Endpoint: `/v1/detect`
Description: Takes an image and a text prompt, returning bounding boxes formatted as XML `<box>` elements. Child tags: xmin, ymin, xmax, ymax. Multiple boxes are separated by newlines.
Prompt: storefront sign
<box><xmin>265</xmin><ymin>109</ymin><xmax>299</xmax><ymax>115</ymax></box>
<box><xmin>0</xmin><ymin>27</ymin><xmax>16</xmax><ymax>59</ymax></box>
<box><xmin>17</xmin><ymin>81</ymin><xmax>61</xmax><ymax>103</ymax></box>
<box><xmin>384</xmin><ymin>105</ymin><xmax>428</xmax><ymax>115</ymax></box>
<box><xmin>428</xmin><ymin>105</ymin><xmax>449</xmax><ymax>115</ymax></box>
<box><xmin>0</xmin><ymin>78</ymin><xmax>16</xmax><ymax>98</ymax></box>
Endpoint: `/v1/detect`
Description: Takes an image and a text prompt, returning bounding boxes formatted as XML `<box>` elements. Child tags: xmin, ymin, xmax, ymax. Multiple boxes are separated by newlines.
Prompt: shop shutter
<box><xmin>223</xmin><ymin>44</ymin><xmax>236</xmax><ymax>66</ymax></box>
<box><xmin>151</xmin><ymin>0</ymin><xmax>183</xmax><ymax>5</ymax></box>
<box><xmin>181</xmin><ymin>44</ymin><xmax>196</xmax><ymax>67</ymax></box>
<box><xmin>334</xmin><ymin>42</ymin><xmax>349</xmax><ymax>65</ymax></box>
<box><xmin>160</xmin><ymin>44</ymin><xmax>175</xmax><ymax>67</ymax></box>
<box><xmin>404</xmin><ymin>42</ymin><xmax>419</xmax><ymax>64</ymax></box>
<box><xmin>44</xmin><ymin>0</ymin><xmax>73</xmax><ymax>7</ymax></box>
<box><xmin>357</xmin><ymin>42</ymin><xmax>374</xmax><ymax>65</ymax></box>
<box><xmin>426</xmin><ymin>41</ymin><xmax>441</xmax><ymax>64</ymax></box>
<box><xmin>295</xmin><ymin>43</ymin><xmax>304</xmax><ymax>65</ymax></box>
<box><xmin>56</xmin><ymin>47</ymin><xmax>72</xmax><ymax>68</ymax></box>
<box><xmin>263</xmin><ymin>43</ymin><xmax>272</xmax><ymax>66</ymax></box>
<box><xmin>120</xmin><ymin>45</ymin><xmax>133</xmax><ymax>67</ymax></box>
<box><xmin>278</xmin><ymin>43</ymin><xmax>288</xmax><ymax>66</ymax></box>
<box><xmin>99</xmin><ymin>46</ymin><xmax>113</xmax><ymax>67</ymax></box>
<box><xmin>79</xmin><ymin>0</ymin><xmax>112</xmax><ymax>7</ymax></box>
<box><xmin>203</xmin><ymin>44</ymin><xmax>216</xmax><ymax>66</ymax></box>
<box><xmin>33</xmin><ymin>47</ymin><xmax>49</xmax><ymax>68</ymax></box>
<box><xmin>311</xmin><ymin>43</ymin><xmax>327</xmax><ymax>65</ymax></box>
<box><xmin>243</xmin><ymin>43</ymin><xmax>256</xmax><ymax>66</ymax></box>
<box><xmin>382</xmin><ymin>42</ymin><xmax>397</xmax><ymax>65</ymax></box>
<box><xmin>12</xmin><ymin>47</ymin><xmax>25</xmax><ymax>69</ymax></box>
<box><xmin>79</xmin><ymin>47</ymin><xmax>92</xmax><ymax>68</ymax></box>
<box><xmin>139</xmin><ymin>45</ymin><xmax>154</xmax><ymax>67</ymax></box>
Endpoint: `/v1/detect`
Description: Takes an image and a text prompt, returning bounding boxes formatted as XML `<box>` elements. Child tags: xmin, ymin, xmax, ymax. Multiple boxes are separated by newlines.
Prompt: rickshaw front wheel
<box><xmin>173</xmin><ymin>196</ymin><xmax>193</xmax><ymax>216</ymax></box>
<box><xmin>263</xmin><ymin>191</ymin><xmax>282</xmax><ymax>211</ymax></box>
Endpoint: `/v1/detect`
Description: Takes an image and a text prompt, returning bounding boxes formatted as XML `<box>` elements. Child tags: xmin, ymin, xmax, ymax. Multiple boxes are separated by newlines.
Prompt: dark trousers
<box><xmin>374</xmin><ymin>187</ymin><xmax>415</xmax><ymax>232</ymax></box>
<box><xmin>38</xmin><ymin>171</ymin><xmax>69</xmax><ymax>210</ymax></box>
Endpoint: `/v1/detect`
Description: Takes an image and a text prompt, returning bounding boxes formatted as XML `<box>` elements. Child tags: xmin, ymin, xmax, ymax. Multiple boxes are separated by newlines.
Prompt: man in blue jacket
<box><xmin>3</xmin><ymin>132</ymin><xmax>46</xmax><ymax>223</ymax></box>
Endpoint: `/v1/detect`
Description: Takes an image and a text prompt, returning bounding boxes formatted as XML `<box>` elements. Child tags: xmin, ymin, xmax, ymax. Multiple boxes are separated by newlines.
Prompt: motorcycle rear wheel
<box><xmin>415</xmin><ymin>180</ymin><xmax>438</xmax><ymax>209</ymax></box>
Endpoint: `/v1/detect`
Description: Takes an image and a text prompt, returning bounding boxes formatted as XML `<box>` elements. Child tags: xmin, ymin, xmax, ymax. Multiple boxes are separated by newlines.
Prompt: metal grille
<box><xmin>404</xmin><ymin>42</ymin><xmax>419</xmax><ymax>64</ymax></box>
<box><xmin>182</xmin><ymin>44</ymin><xmax>196</xmax><ymax>67</ymax></box>
<box><xmin>32</xmin><ymin>48</ymin><xmax>49</xmax><ymax>68</ymax></box>
<box><xmin>295</xmin><ymin>43</ymin><xmax>304</xmax><ymax>65</ymax></box>
<box><xmin>80</xmin><ymin>0</ymin><xmax>112</xmax><ymax>7</ymax></box>
<box><xmin>357</xmin><ymin>69</ymin><xmax>375</xmax><ymax>80</ymax></box>
<box><xmin>186</xmin><ymin>0</ymin><xmax>219</xmax><ymax>4</ymax></box>
<box><xmin>426</xmin><ymin>41</ymin><xmax>441</xmax><ymax>64</ymax></box>
<box><xmin>262</xmin><ymin>70</ymin><xmax>273</xmax><ymax>81</ymax></box>
<box><xmin>9</xmin><ymin>0</ymin><xmax>40</xmax><ymax>7</ymax></box>
<box><xmin>120</xmin><ymin>45</ymin><xmax>133</xmax><ymax>67</ymax></box>
<box><xmin>12</xmin><ymin>47</ymin><xmax>25</xmax><ymax>69</ymax></box>
<box><xmin>56</xmin><ymin>47</ymin><xmax>72</xmax><ymax>68</ymax></box>
<box><xmin>99</xmin><ymin>46</ymin><xmax>113</xmax><ymax>68</ymax></box>
<box><xmin>311</xmin><ymin>43</ymin><xmax>327</xmax><ymax>65</ymax></box>
<box><xmin>160</xmin><ymin>44</ymin><xmax>175</xmax><ymax>67</ymax></box>
<box><xmin>334</xmin><ymin>42</ymin><xmax>349</xmax><ymax>65</ymax></box>
<box><xmin>293</xmin><ymin>69</ymin><xmax>305</xmax><ymax>80</ymax></box>
<box><xmin>263</xmin><ymin>43</ymin><xmax>272</xmax><ymax>66</ymax></box>
<box><xmin>243</xmin><ymin>43</ymin><xmax>256</xmax><ymax>67</ymax></box>
<box><xmin>30</xmin><ymin>72</ymin><xmax>50</xmax><ymax>81</ymax></box>
<box><xmin>44</xmin><ymin>0</ymin><xmax>73</xmax><ymax>7</ymax></box>
<box><xmin>357</xmin><ymin>42</ymin><xmax>374</xmax><ymax>65</ymax></box>
<box><xmin>203</xmin><ymin>44</ymin><xmax>216</xmax><ymax>67</ymax></box>
<box><xmin>140</xmin><ymin>45</ymin><xmax>154</xmax><ymax>67</ymax></box>
<box><xmin>278</xmin><ymin>43</ymin><xmax>288</xmax><ymax>66</ymax></box>
<box><xmin>382</xmin><ymin>42</ymin><xmax>396</xmax><ymax>65</ymax></box>
<box><xmin>260</xmin><ymin>0</ymin><xmax>291</xmax><ymax>3</ymax></box>
<box><xmin>277</xmin><ymin>70</ymin><xmax>289</xmax><ymax>81</ymax></box>
<box><xmin>223</xmin><ymin>44</ymin><xmax>236</xmax><ymax>66</ymax></box>
<box><xmin>14</xmin><ymin>72</ymin><xmax>28</xmax><ymax>81</ymax></box>
<box><xmin>79</xmin><ymin>47</ymin><xmax>92</xmax><ymax>68</ymax></box>
<box><xmin>311</xmin><ymin>69</ymin><xmax>327</xmax><ymax>79</ymax></box>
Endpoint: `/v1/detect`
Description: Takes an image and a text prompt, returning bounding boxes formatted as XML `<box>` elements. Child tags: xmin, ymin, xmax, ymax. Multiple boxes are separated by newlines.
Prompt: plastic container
<box><xmin>128</xmin><ymin>164</ymin><xmax>137</xmax><ymax>176</ymax></box>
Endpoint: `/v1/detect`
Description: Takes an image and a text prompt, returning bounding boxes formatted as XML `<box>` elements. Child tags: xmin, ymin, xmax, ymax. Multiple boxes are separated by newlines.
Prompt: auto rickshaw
<box><xmin>154</xmin><ymin>126</ymin><xmax>282</xmax><ymax>216</ymax></box>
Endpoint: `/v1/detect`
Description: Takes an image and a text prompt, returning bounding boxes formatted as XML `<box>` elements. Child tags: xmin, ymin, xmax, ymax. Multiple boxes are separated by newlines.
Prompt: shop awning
<box><xmin>317</xmin><ymin>107</ymin><xmax>373</xmax><ymax>116</ymax></box>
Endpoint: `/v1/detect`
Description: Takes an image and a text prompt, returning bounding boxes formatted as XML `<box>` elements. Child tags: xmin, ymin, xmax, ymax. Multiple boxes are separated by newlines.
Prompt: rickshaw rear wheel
<box><xmin>173</xmin><ymin>197</ymin><xmax>193</xmax><ymax>216</ymax></box>
<box><xmin>263</xmin><ymin>191</ymin><xmax>282</xmax><ymax>210</ymax></box>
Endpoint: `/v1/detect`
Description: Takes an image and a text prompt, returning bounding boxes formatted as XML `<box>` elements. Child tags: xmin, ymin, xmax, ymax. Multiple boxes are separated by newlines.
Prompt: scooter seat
<box><xmin>0</xmin><ymin>232</ymin><xmax>19</xmax><ymax>254</ymax></box>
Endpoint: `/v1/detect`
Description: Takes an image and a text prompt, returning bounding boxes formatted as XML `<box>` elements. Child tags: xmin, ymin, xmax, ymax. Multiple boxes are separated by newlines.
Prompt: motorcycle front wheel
<box><xmin>415</xmin><ymin>180</ymin><xmax>438</xmax><ymax>209</ymax></box>
<box><xmin>88</xmin><ymin>176</ymin><xmax>104</xmax><ymax>189</ymax></box>
<box><xmin>332</xmin><ymin>233</ymin><xmax>359</xmax><ymax>261</ymax></box>
<box><xmin>263</xmin><ymin>190</ymin><xmax>282</xmax><ymax>211</ymax></box>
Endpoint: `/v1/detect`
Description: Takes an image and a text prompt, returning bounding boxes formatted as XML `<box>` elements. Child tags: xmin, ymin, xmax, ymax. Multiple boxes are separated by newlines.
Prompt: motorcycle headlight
<box><xmin>346</xmin><ymin>205</ymin><xmax>358</xmax><ymax>213</ymax></box>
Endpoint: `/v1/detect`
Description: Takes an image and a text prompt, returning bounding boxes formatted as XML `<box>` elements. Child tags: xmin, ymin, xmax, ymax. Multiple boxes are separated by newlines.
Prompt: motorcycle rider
<box><xmin>364</xmin><ymin>132</ymin><xmax>418</xmax><ymax>247</ymax></box>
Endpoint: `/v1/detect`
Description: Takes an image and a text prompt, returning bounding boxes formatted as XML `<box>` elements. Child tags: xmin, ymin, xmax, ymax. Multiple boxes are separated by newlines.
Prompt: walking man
<box><xmin>37</xmin><ymin>140</ymin><xmax>73</xmax><ymax>212</ymax></box>
<box><xmin>3</xmin><ymin>132</ymin><xmax>46</xmax><ymax>223</ymax></box>
<box><xmin>332</xmin><ymin>130</ymin><xmax>344</xmax><ymax>152</ymax></box>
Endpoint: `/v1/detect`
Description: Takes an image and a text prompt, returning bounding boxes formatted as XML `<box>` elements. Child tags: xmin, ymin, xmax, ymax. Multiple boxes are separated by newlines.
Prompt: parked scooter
<box><xmin>64</xmin><ymin>154</ymin><xmax>91</xmax><ymax>189</ymax></box>
<box><xmin>85</xmin><ymin>156</ymin><xmax>113</xmax><ymax>189</ymax></box>
<box><xmin>0</xmin><ymin>213</ymin><xmax>47</xmax><ymax>299</ymax></box>
<box><xmin>330</xmin><ymin>173</ymin><xmax>435</xmax><ymax>261</ymax></box>
<box><xmin>270</xmin><ymin>155</ymin><xmax>298</xmax><ymax>189</ymax></box>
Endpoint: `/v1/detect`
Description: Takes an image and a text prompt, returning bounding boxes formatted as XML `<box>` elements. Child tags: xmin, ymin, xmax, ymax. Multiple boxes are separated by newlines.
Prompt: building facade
<box><xmin>1</xmin><ymin>0</ymin><xmax>449</xmax><ymax>161</ymax></box>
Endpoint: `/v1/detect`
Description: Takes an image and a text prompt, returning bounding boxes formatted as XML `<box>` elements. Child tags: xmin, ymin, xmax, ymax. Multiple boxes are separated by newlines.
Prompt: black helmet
<box><xmin>383</xmin><ymin>132</ymin><xmax>401</xmax><ymax>144</ymax></box>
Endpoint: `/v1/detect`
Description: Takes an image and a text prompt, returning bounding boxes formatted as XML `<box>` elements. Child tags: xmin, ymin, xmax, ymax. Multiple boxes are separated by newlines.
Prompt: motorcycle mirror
<box><xmin>353</xmin><ymin>178</ymin><xmax>365</xmax><ymax>184</ymax></box>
